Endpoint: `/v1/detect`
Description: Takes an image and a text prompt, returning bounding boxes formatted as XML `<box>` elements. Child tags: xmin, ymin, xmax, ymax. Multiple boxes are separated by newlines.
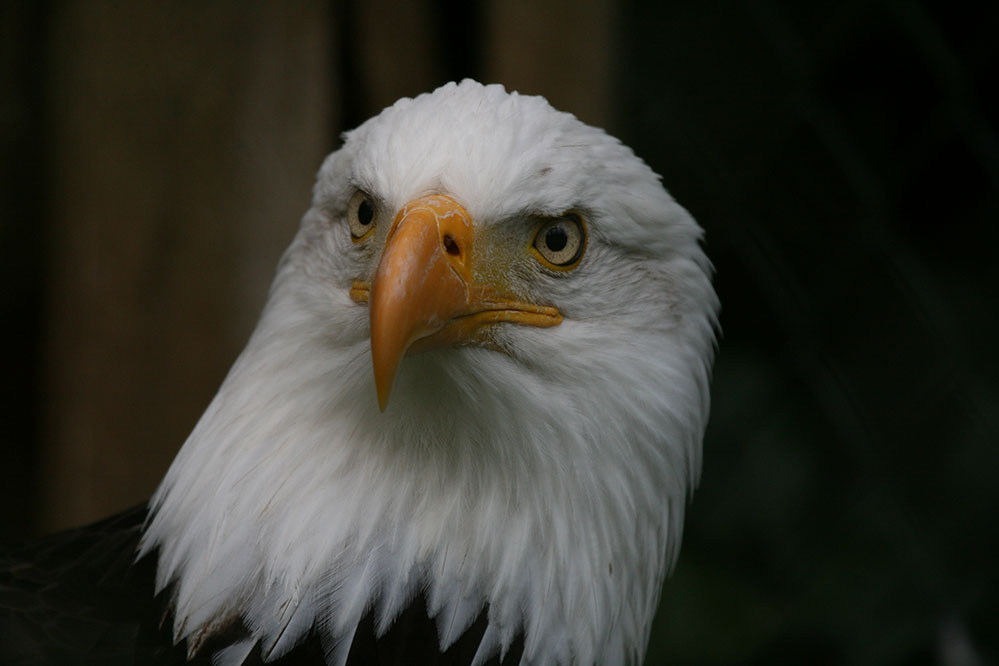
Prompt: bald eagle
<box><xmin>0</xmin><ymin>81</ymin><xmax>718</xmax><ymax>666</ymax></box>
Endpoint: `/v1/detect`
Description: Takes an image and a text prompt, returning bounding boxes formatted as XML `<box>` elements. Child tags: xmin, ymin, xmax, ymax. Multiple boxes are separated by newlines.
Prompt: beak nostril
<box><xmin>443</xmin><ymin>234</ymin><xmax>460</xmax><ymax>256</ymax></box>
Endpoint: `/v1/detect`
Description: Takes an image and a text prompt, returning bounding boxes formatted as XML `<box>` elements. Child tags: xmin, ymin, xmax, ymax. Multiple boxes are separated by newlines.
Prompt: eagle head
<box><xmin>142</xmin><ymin>80</ymin><xmax>718</xmax><ymax>666</ymax></box>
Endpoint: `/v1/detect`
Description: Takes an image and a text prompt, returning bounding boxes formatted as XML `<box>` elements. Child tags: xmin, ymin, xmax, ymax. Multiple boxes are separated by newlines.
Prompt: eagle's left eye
<box><xmin>532</xmin><ymin>213</ymin><xmax>586</xmax><ymax>269</ymax></box>
<box><xmin>348</xmin><ymin>190</ymin><xmax>376</xmax><ymax>241</ymax></box>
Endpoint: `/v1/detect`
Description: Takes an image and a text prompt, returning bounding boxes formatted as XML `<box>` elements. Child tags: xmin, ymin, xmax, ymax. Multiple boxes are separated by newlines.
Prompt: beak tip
<box><xmin>374</xmin><ymin>372</ymin><xmax>393</xmax><ymax>412</ymax></box>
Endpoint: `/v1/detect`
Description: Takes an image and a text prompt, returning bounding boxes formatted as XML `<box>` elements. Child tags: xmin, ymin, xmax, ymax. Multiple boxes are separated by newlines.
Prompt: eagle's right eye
<box><xmin>348</xmin><ymin>191</ymin><xmax>376</xmax><ymax>241</ymax></box>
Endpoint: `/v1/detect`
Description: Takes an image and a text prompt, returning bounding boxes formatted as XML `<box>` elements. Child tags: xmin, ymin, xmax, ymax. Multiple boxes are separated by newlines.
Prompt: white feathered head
<box><xmin>143</xmin><ymin>80</ymin><xmax>719</xmax><ymax>666</ymax></box>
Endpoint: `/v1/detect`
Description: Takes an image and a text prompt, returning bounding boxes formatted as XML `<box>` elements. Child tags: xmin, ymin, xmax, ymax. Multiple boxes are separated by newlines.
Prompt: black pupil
<box><xmin>357</xmin><ymin>199</ymin><xmax>374</xmax><ymax>226</ymax></box>
<box><xmin>545</xmin><ymin>225</ymin><xmax>568</xmax><ymax>252</ymax></box>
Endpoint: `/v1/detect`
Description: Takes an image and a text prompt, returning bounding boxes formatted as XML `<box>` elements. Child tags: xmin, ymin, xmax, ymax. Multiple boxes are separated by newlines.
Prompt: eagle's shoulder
<box><xmin>0</xmin><ymin>505</ymin><xmax>185</xmax><ymax>665</ymax></box>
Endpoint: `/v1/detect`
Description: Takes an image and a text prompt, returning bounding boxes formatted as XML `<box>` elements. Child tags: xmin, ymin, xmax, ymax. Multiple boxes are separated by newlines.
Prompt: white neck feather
<box><xmin>141</xmin><ymin>237</ymin><xmax>713</xmax><ymax>666</ymax></box>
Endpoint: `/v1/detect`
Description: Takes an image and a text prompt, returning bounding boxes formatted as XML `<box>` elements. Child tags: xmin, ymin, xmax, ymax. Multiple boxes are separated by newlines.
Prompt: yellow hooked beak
<box><xmin>349</xmin><ymin>195</ymin><xmax>562</xmax><ymax>410</ymax></box>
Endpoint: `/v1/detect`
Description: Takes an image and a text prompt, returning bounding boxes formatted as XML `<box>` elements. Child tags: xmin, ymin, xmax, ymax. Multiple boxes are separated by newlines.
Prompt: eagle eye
<box><xmin>531</xmin><ymin>213</ymin><xmax>586</xmax><ymax>269</ymax></box>
<box><xmin>348</xmin><ymin>190</ymin><xmax>376</xmax><ymax>241</ymax></box>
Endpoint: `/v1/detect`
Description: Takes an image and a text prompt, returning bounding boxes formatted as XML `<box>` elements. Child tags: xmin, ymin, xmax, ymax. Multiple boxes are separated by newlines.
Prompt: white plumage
<box><xmin>140</xmin><ymin>80</ymin><xmax>718</xmax><ymax>666</ymax></box>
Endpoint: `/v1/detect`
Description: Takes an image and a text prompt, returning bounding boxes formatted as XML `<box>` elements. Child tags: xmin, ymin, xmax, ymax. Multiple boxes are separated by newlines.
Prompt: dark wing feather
<box><xmin>0</xmin><ymin>505</ymin><xmax>190</xmax><ymax>665</ymax></box>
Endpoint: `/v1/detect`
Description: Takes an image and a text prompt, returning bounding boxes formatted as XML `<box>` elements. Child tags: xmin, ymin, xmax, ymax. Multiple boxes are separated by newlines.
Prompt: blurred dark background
<box><xmin>1</xmin><ymin>1</ymin><xmax>996</xmax><ymax>664</ymax></box>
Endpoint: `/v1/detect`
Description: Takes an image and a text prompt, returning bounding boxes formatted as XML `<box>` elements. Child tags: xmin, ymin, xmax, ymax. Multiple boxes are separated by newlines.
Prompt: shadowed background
<box><xmin>1</xmin><ymin>1</ymin><xmax>996</xmax><ymax>664</ymax></box>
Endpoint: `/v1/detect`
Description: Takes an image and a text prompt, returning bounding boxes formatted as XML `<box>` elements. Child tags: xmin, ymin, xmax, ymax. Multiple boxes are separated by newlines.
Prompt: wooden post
<box><xmin>40</xmin><ymin>1</ymin><xmax>333</xmax><ymax>530</ymax></box>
